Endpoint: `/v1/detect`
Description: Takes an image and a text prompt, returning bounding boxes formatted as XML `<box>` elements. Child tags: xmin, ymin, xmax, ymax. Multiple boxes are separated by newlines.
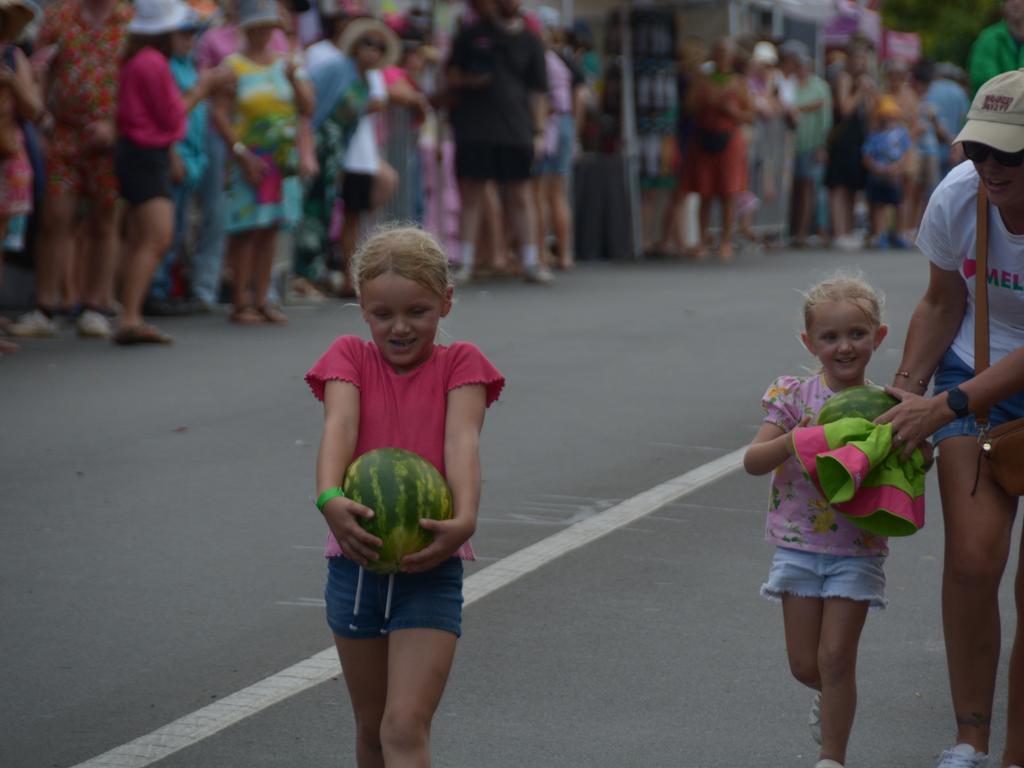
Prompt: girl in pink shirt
<box><xmin>306</xmin><ymin>226</ymin><xmax>504</xmax><ymax>766</ymax></box>
<box><xmin>113</xmin><ymin>0</ymin><xmax>222</xmax><ymax>344</ymax></box>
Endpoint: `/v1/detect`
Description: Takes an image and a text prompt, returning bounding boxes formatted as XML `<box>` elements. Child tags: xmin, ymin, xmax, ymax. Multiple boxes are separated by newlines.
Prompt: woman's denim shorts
<box><xmin>761</xmin><ymin>547</ymin><xmax>887</xmax><ymax>608</ymax></box>
<box><xmin>325</xmin><ymin>556</ymin><xmax>464</xmax><ymax>639</ymax></box>
<box><xmin>931</xmin><ymin>347</ymin><xmax>1024</xmax><ymax>445</ymax></box>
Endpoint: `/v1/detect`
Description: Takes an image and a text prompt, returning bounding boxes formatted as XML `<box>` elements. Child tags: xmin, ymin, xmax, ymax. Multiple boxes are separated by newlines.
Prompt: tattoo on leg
<box><xmin>955</xmin><ymin>712</ymin><xmax>992</xmax><ymax>728</ymax></box>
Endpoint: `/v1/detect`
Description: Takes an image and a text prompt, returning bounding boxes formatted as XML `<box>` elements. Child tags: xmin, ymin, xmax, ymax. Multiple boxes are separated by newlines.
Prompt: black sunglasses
<box><xmin>359</xmin><ymin>38</ymin><xmax>387</xmax><ymax>52</ymax></box>
<box><xmin>962</xmin><ymin>141</ymin><xmax>1024</xmax><ymax>167</ymax></box>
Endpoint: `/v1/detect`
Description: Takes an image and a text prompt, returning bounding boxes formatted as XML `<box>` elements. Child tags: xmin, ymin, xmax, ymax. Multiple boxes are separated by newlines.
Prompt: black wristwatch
<box><xmin>946</xmin><ymin>386</ymin><xmax>970</xmax><ymax>419</ymax></box>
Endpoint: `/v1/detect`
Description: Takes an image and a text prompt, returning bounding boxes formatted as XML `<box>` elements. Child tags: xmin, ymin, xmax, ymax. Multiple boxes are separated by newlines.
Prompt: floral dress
<box><xmin>0</xmin><ymin>84</ymin><xmax>32</xmax><ymax>221</ymax></box>
<box><xmin>224</xmin><ymin>53</ymin><xmax>306</xmax><ymax>233</ymax></box>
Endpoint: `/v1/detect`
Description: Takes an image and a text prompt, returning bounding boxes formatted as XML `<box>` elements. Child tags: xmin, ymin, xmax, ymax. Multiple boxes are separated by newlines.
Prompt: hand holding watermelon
<box><xmin>875</xmin><ymin>385</ymin><xmax>943</xmax><ymax>462</ymax></box>
<box><xmin>399</xmin><ymin>516</ymin><xmax>476</xmax><ymax>573</ymax></box>
<box><xmin>320</xmin><ymin>495</ymin><xmax>383</xmax><ymax>568</ymax></box>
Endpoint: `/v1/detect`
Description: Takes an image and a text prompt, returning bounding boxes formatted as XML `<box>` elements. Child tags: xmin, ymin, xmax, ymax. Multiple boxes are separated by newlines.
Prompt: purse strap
<box><xmin>974</xmin><ymin>183</ymin><xmax>991</xmax><ymax>426</ymax></box>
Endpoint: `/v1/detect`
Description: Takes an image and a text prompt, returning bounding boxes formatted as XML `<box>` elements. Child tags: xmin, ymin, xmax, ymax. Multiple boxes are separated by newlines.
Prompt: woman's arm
<box><xmin>316</xmin><ymin>380</ymin><xmax>382</xmax><ymax>566</ymax></box>
<box><xmin>744</xmin><ymin>418</ymin><xmax>808</xmax><ymax>476</ymax></box>
<box><xmin>890</xmin><ymin>262</ymin><xmax>966</xmax><ymax>394</ymax></box>
<box><xmin>400</xmin><ymin>384</ymin><xmax>487</xmax><ymax>573</ymax></box>
<box><xmin>7</xmin><ymin>47</ymin><xmax>42</xmax><ymax>122</ymax></box>
<box><xmin>288</xmin><ymin>62</ymin><xmax>315</xmax><ymax>118</ymax></box>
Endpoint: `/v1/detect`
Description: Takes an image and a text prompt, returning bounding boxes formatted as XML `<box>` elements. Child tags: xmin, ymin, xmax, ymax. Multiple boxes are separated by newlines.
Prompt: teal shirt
<box><xmin>169</xmin><ymin>55</ymin><xmax>208</xmax><ymax>189</ymax></box>
<box><xmin>794</xmin><ymin>74</ymin><xmax>832</xmax><ymax>155</ymax></box>
<box><xmin>968</xmin><ymin>20</ymin><xmax>1024</xmax><ymax>95</ymax></box>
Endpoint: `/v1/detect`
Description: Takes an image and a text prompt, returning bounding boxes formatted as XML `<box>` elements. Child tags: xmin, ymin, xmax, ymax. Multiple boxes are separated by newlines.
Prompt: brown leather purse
<box><xmin>973</xmin><ymin>185</ymin><xmax>1024</xmax><ymax>497</ymax></box>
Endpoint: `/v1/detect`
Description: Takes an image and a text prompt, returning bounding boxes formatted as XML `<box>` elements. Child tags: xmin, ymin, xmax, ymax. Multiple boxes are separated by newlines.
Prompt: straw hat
<box><xmin>338</xmin><ymin>16</ymin><xmax>400</xmax><ymax>67</ymax></box>
<box><xmin>954</xmin><ymin>69</ymin><xmax>1024</xmax><ymax>153</ymax></box>
<box><xmin>0</xmin><ymin>0</ymin><xmax>37</xmax><ymax>43</ymax></box>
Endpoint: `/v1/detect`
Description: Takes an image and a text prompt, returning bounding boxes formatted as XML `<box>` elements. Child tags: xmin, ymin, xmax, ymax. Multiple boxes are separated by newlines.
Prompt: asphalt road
<box><xmin>1</xmin><ymin>247</ymin><xmax>1019</xmax><ymax>768</ymax></box>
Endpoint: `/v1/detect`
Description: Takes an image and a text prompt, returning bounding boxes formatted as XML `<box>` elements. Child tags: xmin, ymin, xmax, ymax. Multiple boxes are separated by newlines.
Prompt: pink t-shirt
<box><xmin>306</xmin><ymin>336</ymin><xmax>505</xmax><ymax>560</ymax></box>
<box><xmin>194</xmin><ymin>24</ymin><xmax>290</xmax><ymax>70</ymax></box>
<box><xmin>116</xmin><ymin>47</ymin><xmax>186</xmax><ymax>148</ymax></box>
<box><xmin>760</xmin><ymin>374</ymin><xmax>889</xmax><ymax>557</ymax></box>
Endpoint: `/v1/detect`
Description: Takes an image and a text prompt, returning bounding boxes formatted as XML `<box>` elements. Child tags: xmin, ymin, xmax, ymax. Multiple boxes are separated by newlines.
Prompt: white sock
<box><xmin>520</xmin><ymin>244</ymin><xmax>539</xmax><ymax>269</ymax></box>
<box><xmin>459</xmin><ymin>242</ymin><xmax>475</xmax><ymax>270</ymax></box>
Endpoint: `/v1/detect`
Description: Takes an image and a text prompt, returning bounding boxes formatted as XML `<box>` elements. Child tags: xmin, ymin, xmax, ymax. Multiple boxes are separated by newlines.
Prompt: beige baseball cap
<box><xmin>954</xmin><ymin>68</ymin><xmax>1024</xmax><ymax>152</ymax></box>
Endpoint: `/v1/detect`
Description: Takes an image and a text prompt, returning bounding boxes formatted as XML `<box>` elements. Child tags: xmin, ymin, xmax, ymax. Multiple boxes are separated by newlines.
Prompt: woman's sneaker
<box><xmin>935</xmin><ymin>744</ymin><xmax>990</xmax><ymax>767</ymax></box>
<box><xmin>6</xmin><ymin>309</ymin><xmax>58</xmax><ymax>338</ymax></box>
<box><xmin>808</xmin><ymin>690</ymin><xmax>821</xmax><ymax>744</ymax></box>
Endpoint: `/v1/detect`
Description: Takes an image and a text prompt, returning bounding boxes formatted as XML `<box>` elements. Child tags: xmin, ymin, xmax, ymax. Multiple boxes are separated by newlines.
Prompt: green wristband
<box><xmin>316</xmin><ymin>487</ymin><xmax>345</xmax><ymax>511</ymax></box>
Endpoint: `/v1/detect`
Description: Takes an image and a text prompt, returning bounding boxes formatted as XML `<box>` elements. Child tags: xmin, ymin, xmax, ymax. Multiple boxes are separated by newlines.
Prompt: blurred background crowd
<box><xmin>0</xmin><ymin>0</ymin><xmax>1013</xmax><ymax>347</ymax></box>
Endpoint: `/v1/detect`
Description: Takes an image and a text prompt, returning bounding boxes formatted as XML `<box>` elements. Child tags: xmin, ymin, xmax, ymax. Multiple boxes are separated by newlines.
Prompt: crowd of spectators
<box><xmin>0</xmin><ymin>0</ymin><xmax>586</xmax><ymax>349</ymax></box>
<box><xmin>657</xmin><ymin>32</ymin><xmax>972</xmax><ymax>261</ymax></box>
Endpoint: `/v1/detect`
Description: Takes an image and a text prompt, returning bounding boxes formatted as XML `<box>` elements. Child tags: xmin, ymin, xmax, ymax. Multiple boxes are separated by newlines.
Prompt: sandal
<box><xmin>229</xmin><ymin>306</ymin><xmax>264</xmax><ymax>325</ymax></box>
<box><xmin>112</xmin><ymin>323</ymin><xmax>173</xmax><ymax>345</ymax></box>
<box><xmin>257</xmin><ymin>304</ymin><xmax>288</xmax><ymax>325</ymax></box>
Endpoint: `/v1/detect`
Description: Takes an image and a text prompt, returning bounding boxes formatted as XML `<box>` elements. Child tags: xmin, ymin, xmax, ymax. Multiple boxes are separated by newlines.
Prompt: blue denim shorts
<box><xmin>325</xmin><ymin>556</ymin><xmax>464</xmax><ymax>639</ymax></box>
<box><xmin>931</xmin><ymin>347</ymin><xmax>1024</xmax><ymax>445</ymax></box>
<box><xmin>761</xmin><ymin>547</ymin><xmax>887</xmax><ymax>608</ymax></box>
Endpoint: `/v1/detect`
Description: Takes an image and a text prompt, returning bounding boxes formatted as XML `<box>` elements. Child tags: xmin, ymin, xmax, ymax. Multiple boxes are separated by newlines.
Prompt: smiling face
<box><xmin>360</xmin><ymin>272</ymin><xmax>453</xmax><ymax>374</ymax></box>
<box><xmin>801</xmin><ymin>300</ymin><xmax>888</xmax><ymax>391</ymax></box>
<box><xmin>974</xmin><ymin>153</ymin><xmax>1024</xmax><ymax>221</ymax></box>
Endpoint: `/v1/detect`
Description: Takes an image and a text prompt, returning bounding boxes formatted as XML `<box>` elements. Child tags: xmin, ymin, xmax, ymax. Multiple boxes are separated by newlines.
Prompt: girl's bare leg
<box><xmin>335</xmin><ymin>635</ymin><xmax>389</xmax><ymax>768</ymax></box>
<box><xmin>817</xmin><ymin>597</ymin><xmax>870</xmax><ymax>765</ymax></box>
<box><xmin>118</xmin><ymin>198</ymin><xmax>173</xmax><ymax>328</ymax></box>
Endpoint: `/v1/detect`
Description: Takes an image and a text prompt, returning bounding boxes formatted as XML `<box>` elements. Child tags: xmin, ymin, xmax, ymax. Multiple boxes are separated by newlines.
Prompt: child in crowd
<box><xmin>0</xmin><ymin>0</ymin><xmax>40</xmax><ymax>355</ymax></box>
<box><xmin>862</xmin><ymin>95</ymin><xmax>912</xmax><ymax>249</ymax></box>
<box><xmin>113</xmin><ymin>0</ymin><xmax>222</xmax><ymax>344</ymax></box>
<box><xmin>305</xmin><ymin>226</ymin><xmax>504</xmax><ymax>766</ymax></box>
<box><xmin>744</xmin><ymin>275</ymin><xmax>891</xmax><ymax>768</ymax></box>
<box><xmin>144</xmin><ymin>11</ymin><xmax>210</xmax><ymax>316</ymax></box>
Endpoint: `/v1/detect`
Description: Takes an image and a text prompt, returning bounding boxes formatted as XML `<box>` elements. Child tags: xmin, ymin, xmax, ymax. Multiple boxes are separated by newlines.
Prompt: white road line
<box><xmin>70</xmin><ymin>447</ymin><xmax>745</xmax><ymax>768</ymax></box>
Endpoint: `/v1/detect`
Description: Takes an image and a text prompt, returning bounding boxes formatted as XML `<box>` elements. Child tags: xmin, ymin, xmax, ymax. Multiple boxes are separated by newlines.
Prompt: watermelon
<box><xmin>343</xmin><ymin>448</ymin><xmax>453</xmax><ymax>574</ymax></box>
<box><xmin>816</xmin><ymin>385</ymin><xmax>898</xmax><ymax>426</ymax></box>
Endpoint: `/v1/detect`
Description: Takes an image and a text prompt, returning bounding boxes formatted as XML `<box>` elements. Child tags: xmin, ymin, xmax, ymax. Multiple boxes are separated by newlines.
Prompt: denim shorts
<box><xmin>761</xmin><ymin>547</ymin><xmax>887</xmax><ymax>608</ymax></box>
<box><xmin>931</xmin><ymin>347</ymin><xmax>1024</xmax><ymax>445</ymax></box>
<box><xmin>325</xmin><ymin>556</ymin><xmax>464</xmax><ymax>639</ymax></box>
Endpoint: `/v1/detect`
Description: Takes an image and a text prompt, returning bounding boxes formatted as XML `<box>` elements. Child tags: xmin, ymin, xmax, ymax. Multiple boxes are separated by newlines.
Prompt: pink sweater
<box><xmin>116</xmin><ymin>47</ymin><xmax>186</xmax><ymax>148</ymax></box>
<box><xmin>306</xmin><ymin>335</ymin><xmax>505</xmax><ymax>560</ymax></box>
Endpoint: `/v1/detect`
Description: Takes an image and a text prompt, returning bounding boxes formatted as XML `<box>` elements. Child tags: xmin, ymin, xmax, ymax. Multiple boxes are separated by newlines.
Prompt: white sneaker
<box><xmin>809</xmin><ymin>690</ymin><xmax>821</xmax><ymax>745</ymax></box>
<box><xmin>935</xmin><ymin>743</ymin><xmax>990</xmax><ymax>768</ymax></box>
<box><xmin>522</xmin><ymin>264</ymin><xmax>554</xmax><ymax>284</ymax></box>
<box><xmin>815</xmin><ymin>760</ymin><xmax>844</xmax><ymax>768</ymax></box>
<box><xmin>833</xmin><ymin>233</ymin><xmax>863</xmax><ymax>252</ymax></box>
<box><xmin>76</xmin><ymin>309</ymin><xmax>112</xmax><ymax>339</ymax></box>
<box><xmin>6</xmin><ymin>309</ymin><xmax>58</xmax><ymax>338</ymax></box>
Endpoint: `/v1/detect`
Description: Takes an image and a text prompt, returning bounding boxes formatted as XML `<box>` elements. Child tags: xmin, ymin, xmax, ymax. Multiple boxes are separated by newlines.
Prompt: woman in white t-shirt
<box><xmin>878</xmin><ymin>71</ymin><xmax>1024</xmax><ymax>768</ymax></box>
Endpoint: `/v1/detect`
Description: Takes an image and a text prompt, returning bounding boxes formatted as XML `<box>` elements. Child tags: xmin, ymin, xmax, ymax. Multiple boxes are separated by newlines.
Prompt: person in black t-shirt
<box><xmin>446</xmin><ymin>0</ymin><xmax>550</xmax><ymax>283</ymax></box>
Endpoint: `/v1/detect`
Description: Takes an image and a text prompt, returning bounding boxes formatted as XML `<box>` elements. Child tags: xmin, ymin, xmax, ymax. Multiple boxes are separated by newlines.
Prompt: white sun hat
<box><xmin>128</xmin><ymin>0</ymin><xmax>191</xmax><ymax>35</ymax></box>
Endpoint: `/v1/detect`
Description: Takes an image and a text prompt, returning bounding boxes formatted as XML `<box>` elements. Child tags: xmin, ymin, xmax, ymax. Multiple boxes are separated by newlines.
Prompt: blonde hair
<box><xmin>352</xmin><ymin>226</ymin><xmax>453</xmax><ymax>300</ymax></box>
<box><xmin>802</xmin><ymin>273</ymin><xmax>884</xmax><ymax>330</ymax></box>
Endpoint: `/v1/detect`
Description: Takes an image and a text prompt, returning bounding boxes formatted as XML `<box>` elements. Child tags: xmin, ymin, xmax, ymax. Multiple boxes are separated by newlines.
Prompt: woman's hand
<box><xmin>320</xmin><ymin>496</ymin><xmax>382</xmax><ymax>567</ymax></box>
<box><xmin>169</xmin><ymin>147</ymin><xmax>186</xmax><ymax>185</ymax></box>
<box><xmin>876</xmin><ymin>386</ymin><xmax>952</xmax><ymax>461</ymax></box>
<box><xmin>400</xmin><ymin>516</ymin><xmax>475</xmax><ymax>573</ymax></box>
<box><xmin>236</xmin><ymin>147</ymin><xmax>267</xmax><ymax>187</ymax></box>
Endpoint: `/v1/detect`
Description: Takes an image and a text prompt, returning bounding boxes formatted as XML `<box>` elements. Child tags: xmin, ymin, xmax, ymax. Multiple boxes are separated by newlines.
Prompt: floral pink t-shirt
<box><xmin>760</xmin><ymin>374</ymin><xmax>889</xmax><ymax>557</ymax></box>
<box><xmin>306</xmin><ymin>336</ymin><xmax>505</xmax><ymax>560</ymax></box>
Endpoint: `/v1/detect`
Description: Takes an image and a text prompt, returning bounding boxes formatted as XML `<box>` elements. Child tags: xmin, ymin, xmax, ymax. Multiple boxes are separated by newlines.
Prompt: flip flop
<box><xmin>112</xmin><ymin>324</ymin><xmax>173</xmax><ymax>346</ymax></box>
<box><xmin>229</xmin><ymin>306</ymin><xmax>264</xmax><ymax>325</ymax></box>
<box><xmin>257</xmin><ymin>304</ymin><xmax>288</xmax><ymax>325</ymax></box>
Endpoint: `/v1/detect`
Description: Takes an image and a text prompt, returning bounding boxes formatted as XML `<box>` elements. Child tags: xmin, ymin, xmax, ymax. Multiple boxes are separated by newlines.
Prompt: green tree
<box><xmin>882</xmin><ymin>0</ymin><xmax>1002</xmax><ymax>66</ymax></box>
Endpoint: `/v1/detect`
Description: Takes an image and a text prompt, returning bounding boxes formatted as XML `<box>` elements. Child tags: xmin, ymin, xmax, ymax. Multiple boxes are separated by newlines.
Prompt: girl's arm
<box><xmin>744</xmin><ymin>418</ymin><xmax>808</xmax><ymax>476</ymax></box>
<box><xmin>316</xmin><ymin>380</ymin><xmax>382</xmax><ymax>567</ymax></box>
<box><xmin>400</xmin><ymin>383</ymin><xmax>487</xmax><ymax>573</ymax></box>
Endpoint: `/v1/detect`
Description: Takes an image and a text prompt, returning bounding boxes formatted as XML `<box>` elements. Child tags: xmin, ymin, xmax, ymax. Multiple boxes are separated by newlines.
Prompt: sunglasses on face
<box><xmin>962</xmin><ymin>141</ymin><xmax>1024</xmax><ymax>167</ymax></box>
<box><xmin>359</xmin><ymin>38</ymin><xmax>387</xmax><ymax>52</ymax></box>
